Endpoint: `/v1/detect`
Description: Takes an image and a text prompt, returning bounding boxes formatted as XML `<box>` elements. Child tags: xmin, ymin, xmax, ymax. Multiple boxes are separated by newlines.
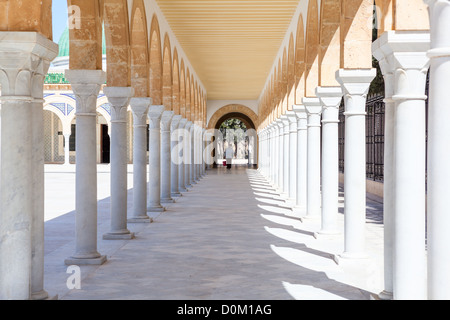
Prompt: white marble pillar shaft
<box><xmin>103</xmin><ymin>87</ymin><xmax>135</xmax><ymax>240</ymax></box>
<box><xmin>64</xmin><ymin>69</ymin><xmax>107</xmax><ymax>266</ymax></box>
<box><xmin>185</xmin><ymin>122</ymin><xmax>193</xmax><ymax>189</ymax></box>
<box><xmin>316</xmin><ymin>87</ymin><xmax>343</xmax><ymax>235</ymax></box>
<box><xmin>425</xmin><ymin>0</ymin><xmax>450</xmax><ymax>300</ymax></box>
<box><xmin>129</xmin><ymin>98</ymin><xmax>151</xmax><ymax>223</ymax></box>
<box><xmin>190</xmin><ymin>124</ymin><xmax>196</xmax><ymax>185</ymax></box>
<box><xmin>293</xmin><ymin>106</ymin><xmax>308</xmax><ymax>215</ymax></box>
<box><xmin>276</xmin><ymin>119</ymin><xmax>284</xmax><ymax>191</ymax></box>
<box><xmin>0</xmin><ymin>33</ymin><xmax>57</xmax><ymax>299</ymax></box>
<box><xmin>178</xmin><ymin>119</ymin><xmax>188</xmax><ymax>192</ymax></box>
<box><xmin>147</xmin><ymin>105</ymin><xmax>165</xmax><ymax>212</ymax></box>
<box><xmin>372</xmin><ymin>39</ymin><xmax>395</xmax><ymax>300</ymax></box>
<box><xmin>286</xmin><ymin>112</ymin><xmax>297</xmax><ymax>201</ymax></box>
<box><xmin>171</xmin><ymin>115</ymin><xmax>182</xmax><ymax>197</ymax></box>
<box><xmin>160</xmin><ymin>111</ymin><xmax>174</xmax><ymax>203</ymax></box>
<box><xmin>335</xmin><ymin>69</ymin><xmax>376</xmax><ymax>262</ymax></box>
<box><xmin>281</xmin><ymin>115</ymin><xmax>290</xmax><ymax>197</ymax></box>
<box><xmin>303</xmin><ymin>97</ymin><xmax>322</xmax><ymax>219</ymax></box>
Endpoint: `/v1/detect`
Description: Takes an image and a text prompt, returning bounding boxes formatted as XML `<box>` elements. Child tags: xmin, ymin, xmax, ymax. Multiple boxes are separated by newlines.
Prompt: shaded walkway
<box><xmin>43</xmin><ymin>165</ymin><xmax>384</xmax><ymax>300</ymax></box>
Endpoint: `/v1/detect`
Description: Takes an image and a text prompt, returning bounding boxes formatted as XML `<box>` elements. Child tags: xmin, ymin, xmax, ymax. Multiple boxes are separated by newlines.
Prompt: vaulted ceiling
<box><xmin>155</xmin><ymin>0</ymin><xmax>300</xmax><ymax>100</ymax></box>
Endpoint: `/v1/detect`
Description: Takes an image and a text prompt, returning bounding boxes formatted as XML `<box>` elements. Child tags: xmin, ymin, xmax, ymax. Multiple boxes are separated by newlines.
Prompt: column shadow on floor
<box><xmin>248</xmin><ymin>170</ymin><xmax>374</xmax><ymax>300</ymax></box>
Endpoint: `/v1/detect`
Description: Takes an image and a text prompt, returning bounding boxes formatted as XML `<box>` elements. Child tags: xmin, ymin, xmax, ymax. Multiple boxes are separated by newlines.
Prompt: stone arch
<box><xmin>185</xmin><ymin>68</ymin><xmax>191</xmax><ymax>121</ymax></box>
<box><xmin>319</xmin><ymin>0</ymin><xmax>341</xmax><ymax>86</ymax></box>
<box><xmin>67</xmin><ymin>0</ymin><xmax>103</xmax><ymax>70</ymax></box>
<box><xmin>172</xmin><ymin>48</ymin><xmax>180</xmax><ymax>115</ymax></box>
<box><xmin>305</xmin><ymin>0</ymin><xmax>320</xmax><ymax>97</ymax></box>
<box><xmin>295</xmin><ymin>14</ymin><xmax>306</xmax><ymax>104</ymax></box>
<box><xmin>207</xmin><ymin>105</ymin><xmax>259</xmax><ymax>130</ymax></box>
<box><xmin>130</xmin><ymin>0</ymin><xmax>149</xmax><ymax>97</ymax></box>
<box><xmin>162</xmin><ymin>33</ymin><xmax>172</xmax><ymax>110</ymax></box>
<box><xmin>149</xmin><ymin>14</ymin><xmax>162</xmax><ymax>105</ymax></box>
<box><xmin>179</xmin><ymin>59</ymin><xmax>186</xmax><ymax>118</ymax></box>
<box><xmin>287</xmin><ymin>33</ymin><xmax>295</xmax><ymax>110</ymax></box>
<box><xmin>103</xmin><ymin>0</ymin><xmax>130</xmax><ymax>87</ymax></box>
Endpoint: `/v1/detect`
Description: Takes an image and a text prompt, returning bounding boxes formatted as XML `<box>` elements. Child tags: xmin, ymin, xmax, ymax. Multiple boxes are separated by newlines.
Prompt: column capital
<box><xmin>185</xmin><ymin>121</ymin><xmax>193</xmax><ymax>130</ymax></box>
<box><xmin>171</xmin><ymin>115</ymin><xmax>182</xmax><ymax>131</ymax></box>
<box><xmin>335</xmin><ymin>68</ymin><xmax>376</xmax><ymax>97</ymax></box>
<box><xmin>316</xmin><ymin>87</ymin><xmax>343</xmax><ymax>124</ymax></box>
<box><xmin>161</xmin><ymin>111</ymin><xmax>174</xmax><ymax>132</ymax></box>
<box><xmin>372</xmin><ymin>30</ymin><xmax>430</xmax><ymax>102</ymax></box>
<box><xmin>303</xmin><ymin>97</ymin><xmax>322</xmax><ymax>115</ymax></box>
<box><xmin>178</xmin><ymin>118</ymin><xmax>188</xmax><ymax>129</ymax></box>
<box><xmin>148</xmin><ymin>105</ymin><xmax>165</xmax><ymax>129</ymax></box>
<box><xmin>104</xmin><ymin>87</ymin><xmax>134</xmax><ymax>122</ymax></box>
<box><xmin>0</xmin><ymin>32</ymin><xmax>58</xmax><ymax>96</ymax></box>
<box><xmin>130</xmin><ymin>97</ymin><xmax>151</xmax><ymax>127</ymax></box>
<box><xmin>65</xmin><ymin>69</ymin><xmax>106</xmax><ymax>115</ymax></box>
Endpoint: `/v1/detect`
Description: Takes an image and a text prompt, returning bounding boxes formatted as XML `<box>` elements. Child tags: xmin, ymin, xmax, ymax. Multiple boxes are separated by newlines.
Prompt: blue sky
<box><xmin>52</xmin><ymin>1</ymin><xmax>68</xmax><ymax>44</ymax></box>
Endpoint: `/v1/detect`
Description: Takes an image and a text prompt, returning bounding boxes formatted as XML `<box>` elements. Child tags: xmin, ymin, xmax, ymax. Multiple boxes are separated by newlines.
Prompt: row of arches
<box><xmin>0</xmin><ymin>0</ymin><xmax>207</xmax><ymax>126</ymax></box>
<box><xmin>257</xmin><ymin>0</ymin><xmax>430</xmax><ymax>130</ymax></box>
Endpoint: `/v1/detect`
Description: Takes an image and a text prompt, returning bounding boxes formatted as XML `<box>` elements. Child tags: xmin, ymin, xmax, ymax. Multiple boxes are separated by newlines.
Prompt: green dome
<box><xmin>57</xmin><ymin>26</ymin><xmax>107</xmax><ymax>57</ymax></box>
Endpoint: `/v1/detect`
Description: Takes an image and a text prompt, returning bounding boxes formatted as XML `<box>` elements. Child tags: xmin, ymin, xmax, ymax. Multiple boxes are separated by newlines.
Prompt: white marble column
<box><xmin>334</xmin><ymin>68</ymin><xmax>376</xmax><ymax>263</ymax></box>
<box><xmin>31</xmin><ymin>40</ymin><xmax>58</xmax><ymax>300</ymax></box>
<box><xmin>128</xmin><ymin>97</ymin><xmax>151</xmax><ymax>223</ymax></box>
<box><xmin>425</xmin><ymin>0</ymin><xmax>450</xmax><ymax>300</ymax></box>
<box><xmin>190</xmin><ymin>124</ymin><xmax>196</xmax><ymax>185</ymax></box>
<box><xmin>185</xmin><ymin>121</ymin><xmax>193</xmax><ymax>189</ymax></box>
<box><xmin>303</xmin><ymin>97</ymin><xmax>322</xmax><ymax>220</ymax></box>
<box><xmin>315</xmin><ymin>87</ymin><xmax>343</xmax><ymax>236</ymax></box>
<box><xmin>64</xmin><ymin>69</ymin><xmax>107</xmax><ymax>266</ymax></box>
<box><xmin>147</xmin><ymin>105</ymin><xmax>165</xmax><ymax>212</ymax></box>
<box><xmin>377</xmin><ymin>31</ymin><xmax>430</xmax><ymax>300</ymax></box>
<box><xmin>202</xmin><ymin>128</ymin><xmax>207</xmax><ymax>175</ymax></box>
<box><xmin>276</xmin><ymin>119</ymin><xmax>284</xmax><ymax>192</ymax></box>
<box><xmin>372</xmin><ymin>37</ymin><xmax>396</xmax><ymax>301</ymax></box>
<box><xmin>0</xmin><ymin>32</ymin><xmax>58</xmax><ymax>300</ymax></box>
<box><xmin>286</xmin><ymin>111</ymin><xmax>297</xmax><ymax>202</ymax></box>
<box><xmin>171</xmin><ymin>115</ymin><xmax>182</xmax><ymax>198</ymax></box>
<box><xmin>178</xmin><ymin>118</ymin><xmax>188</xmax><ymax>192</ymax></box>
<box><xmin>64</xmin><ymin>132</ymin><xmax>71</xmax><ymax>165</ymax></box>
<box><xmin>268</xmin><ymin>125</ymin><xmax>275</xmax><ymax>183</ymax></box>
<box><xmin>103</xmin><ymin>87</ymin><xmax>135</xmax><ymax>240</ymax></box>
<box><xmin>271</xmin><ymin>124</ymin><xmax>278</xmax><ymax>186</ymax></box>
<box><xmin>281</xmin><ymin>115</ymin><xmax>290</xmax><ymax>197</ymax></box>
<box><xmin>293</xmin><ymin>105</ymin><xmax>308</xmax><ymax>216</ymax></box>
<box><xmin>160</xmin><ymin>111</ymin><xmax>174</xmax><ymax>203</ymax></box>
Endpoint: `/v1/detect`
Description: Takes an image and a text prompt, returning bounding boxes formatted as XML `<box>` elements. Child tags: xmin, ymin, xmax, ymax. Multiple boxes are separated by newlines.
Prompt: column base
<box><xmin>65</xmin><ymin>255</ymin><xmax>107</xmax><ymax>266</ymax></box>
<box><xmin>372</xmin><ymin>290</ymin><xmax>393</xmax><ymax>300</ymax></box>
<box><xmin>300</xmin><ymin>214</ymin><xmax>320</xmax><ymax>223</ymax></box>
<box><xmin>179</xmin><ymin>187</ymin><xmax>188</xmax><ymax>192</ymax></box>
<box><xmin>161</xmin><ymin>197</ymin><xmax>175</xmax><ymax>203</ymax></box>
<box><xmin>171</xmin><ymin>192</ymin><xmax>182</xmax><ymax>198</ymax></box>
<box><xmin>147</xmin><ymin>206</ymin><xmax>166</xmax><ymax>213</ymax></box>
<box><xmin>313</xmin><ymin>230</ymin><xmax>341</xmax><ymax>239</ymax></box>
<box><xmin>103</xmin><ymin>231</ymin><xmax>135</xmax><ymax>240</ymax></box>
<box><xmin>333</xmin><ymin>252</ymin><xmax>369</xmax><ymax>265</ymax></box>
<box><xmin>31</xmin><ymin>290</ymin><xmax>58</xmax><ymax>300</ymax></box>
<box><xmin>128</xmin><ymin>216</ymin><xmax>152</xmax><ymax>223</ymax></box>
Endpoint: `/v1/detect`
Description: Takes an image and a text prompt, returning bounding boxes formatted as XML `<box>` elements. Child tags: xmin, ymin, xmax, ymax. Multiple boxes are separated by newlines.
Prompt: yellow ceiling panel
<box><xmin>155</xmin><ymin>0</ymin><xmax>300</xmax><ymax>100</ymax></box>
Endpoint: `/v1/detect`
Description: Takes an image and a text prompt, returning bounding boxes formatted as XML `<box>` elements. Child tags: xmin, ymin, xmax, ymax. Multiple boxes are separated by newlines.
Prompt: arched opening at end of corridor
<box><xmin>213</xmin><ymin>113</ymin><xmax>258</xmax><ymax>169</ymax></box>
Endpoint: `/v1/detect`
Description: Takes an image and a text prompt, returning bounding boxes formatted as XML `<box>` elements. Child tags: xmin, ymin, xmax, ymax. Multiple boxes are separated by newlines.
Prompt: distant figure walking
<box><xmin>225</xmin><ymin>145</ymin><xmax>234</xmax><ymax>169</ymax></box>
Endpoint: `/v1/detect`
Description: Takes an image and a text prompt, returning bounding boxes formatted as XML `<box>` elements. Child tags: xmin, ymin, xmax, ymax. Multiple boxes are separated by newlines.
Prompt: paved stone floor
<box><xmin>43</xmin><ymin>164</ymin><xmax>384</xmax><ymax>300</ymax></box>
